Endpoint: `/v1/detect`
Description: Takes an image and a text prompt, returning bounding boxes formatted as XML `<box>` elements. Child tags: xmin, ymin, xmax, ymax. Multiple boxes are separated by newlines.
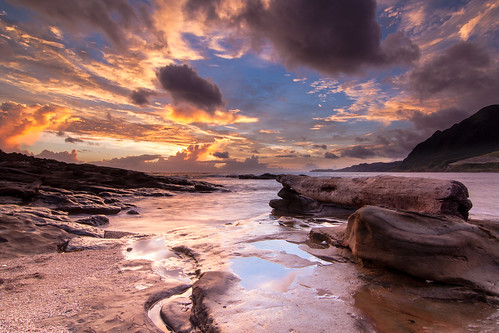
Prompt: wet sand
<box><xmin>0</xmin><ymin>246</ymin><xmax>185</xmax><ymax>332</ymax></box>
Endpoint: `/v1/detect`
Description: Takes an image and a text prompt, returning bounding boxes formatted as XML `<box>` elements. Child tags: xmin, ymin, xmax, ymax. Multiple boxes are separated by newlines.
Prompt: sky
<box><xmin>0</xmin><ymin>0</ymin><xmax>498</xmax><ymax>173</ymax></box>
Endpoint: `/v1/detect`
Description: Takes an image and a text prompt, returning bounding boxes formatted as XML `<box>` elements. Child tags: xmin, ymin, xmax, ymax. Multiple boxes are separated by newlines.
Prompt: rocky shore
<box><xmin>1</xmin><ymin>151</ymin><xmax>498</xmax><ymax>332</ymax></box>
<box><xmin>0</xmin><ymin>151</ymin><xmax>224</xmax><ymax>332</ymax></box>
<box><xmin>272</xmin><ymin>174</ymin><xmax>499</xmax><ymax>298</ymax></box>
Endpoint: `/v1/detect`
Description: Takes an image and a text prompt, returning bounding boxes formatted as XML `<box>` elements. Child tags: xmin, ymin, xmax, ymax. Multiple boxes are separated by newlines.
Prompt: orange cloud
<box><xmin>163</xmin><ymin>105</ymin><xmax>258</xmax><ymax>125</ymax></box>
<box><xmin>0</xmin><ymin>101</ymin><xmax>72</xmax><ymax>150</ymax></box>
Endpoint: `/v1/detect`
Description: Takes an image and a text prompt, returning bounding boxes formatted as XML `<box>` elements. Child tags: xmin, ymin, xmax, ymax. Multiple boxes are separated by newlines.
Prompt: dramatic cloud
<box><xmin>35</xmin><ymin>149</ymin><xmax>79</xmax><ymax>163</ymax></box>
<box><xmin>213</xmin><ymin>151</ymin><xmax>229</xmax><ymax>159</ymax></box>
<box><xmin>404</xmin><ymin>107</ymin><xmax>470</xmax><ymax>131</ymax></box>
<box><xmin>98</xmin><ymin>145</ymin><xmax>271</xmax><ymax>173</ymax></box>
<box><xmin>380</xmin><ymin>32</ymin><xmax>420</xmax><ymax>65</ymax></box>
<box><xmin>340</xmin><ymin>145</ymin><xmax>376</xmax><ymax>159</ymax></box>
<box><xmin>409</xmin><ymin>42</ymin><xmax>499</xmax><ymax>106</ymax></box>
<box><xmin>162</xmin><ymin>105</ymin><xmax>258</xmax><ymax>125</ymax></box>
<box><xmin>65</xmin><ymin>136</ymin><xmax>84</xmax><ymax>144</ymax></box>
<box><xmin>130</xmin><ymin>88</ymin><xmax>155</xmax><ymax>106</ymax></box>
<box><xmin>157</xmin><ymin>64</ymin><xmax>224</xmax><ymax>112</ymax></box>
<box><xmin>313</xmin><ymin>144</ymin><xmax>327</xmax><ymax>150</ymax></box>
<box><xmin>324</xmin><ymin>152</ymin><xmax>339</xmax><ymax>159</ymax></box>
<box><xmin>190</xmin><ymin>0</ymin><xmax>419</xmax><ymax>75</ymax></box>
<box><xmin>10</xmin><ymin>0</ymin><xmax>154</xmax><ymax>47</ymax></box>
<box><xmin>0</xmin><ymin>101</ymin><xmax>72</xmax><ymax>151</ymax></box>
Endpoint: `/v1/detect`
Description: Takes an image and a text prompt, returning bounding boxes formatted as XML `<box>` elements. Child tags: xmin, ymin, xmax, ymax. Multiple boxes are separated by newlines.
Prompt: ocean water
<box><xmin>106</xmin><ymin>172</ymin><xmax>499</xmax><ymax>234</ymax></box>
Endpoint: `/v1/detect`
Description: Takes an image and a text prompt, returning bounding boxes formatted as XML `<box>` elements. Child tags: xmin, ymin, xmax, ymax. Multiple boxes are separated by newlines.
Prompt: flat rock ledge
<box><xmin>271</xmin><ymin>174</ymin><xmax>472</xmax><ymax>219</ymax></box>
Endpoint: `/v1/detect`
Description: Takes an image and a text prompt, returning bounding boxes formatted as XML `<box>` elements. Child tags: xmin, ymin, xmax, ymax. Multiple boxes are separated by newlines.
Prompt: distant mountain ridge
<box><xmin>397</xmin><ymin>104</ymin><xmax>499</xmax><ymax>171</ymax></box>
<box><xmin>312</xmin><ymin>105</ymin><xmax>499</xmax><ymax>172</ymax></box>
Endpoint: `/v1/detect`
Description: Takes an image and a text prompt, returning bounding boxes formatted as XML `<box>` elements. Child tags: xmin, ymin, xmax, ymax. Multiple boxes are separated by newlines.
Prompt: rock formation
<box><xmin>190</xmin><ymin>271</ymin><xmax>240</xmax><ymax>332</ymax></box>
<box><xmin>272</xmin><ymin>174</ymin><xmax>498</xmax><ymax>297</ymax></box>
<box><xmin>271</xmin><ymin>174</ymin><xmax>472</xmax><ymax>219</ymax></box>
<box><xmin>343</xmin><ymin>206</ymin><xmax>499</xmax><ymax>296</ymax></box>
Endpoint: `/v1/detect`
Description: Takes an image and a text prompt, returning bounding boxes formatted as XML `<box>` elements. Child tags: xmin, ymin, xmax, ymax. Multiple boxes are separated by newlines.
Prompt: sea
<box><xmin>106</xmin><ymin>172</ymin><xmax>499</xmax><ymax>234</ymax></box>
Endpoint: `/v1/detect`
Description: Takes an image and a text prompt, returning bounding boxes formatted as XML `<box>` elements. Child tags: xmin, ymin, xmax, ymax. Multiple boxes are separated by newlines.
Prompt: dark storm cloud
<box><xmin>403</xmin><ymin>107</ymin><xmax>469</xmax><ymax>131</ymax></box>
<box><xmin>313</xmin><ymin>144</ymin><xmax>327</xmax><ymax>150</ymax></box>
<box><xmin>157</xmin><ymin>64</ymin><xmax>224</xmax><ymax>112</ymax></box>
<box><xmin>340</xmin><ymin>146</ymin><xmax>375</xmax><ymax>159</ymax></box>
<box><xmin>130</xmin><ymin>88</ymin><xmax>154</xmax><ymax>106</ymax></box>
<box><xmin>355</xmin><ymin>136</ymin><xmax>371</xmax><ymax>143</ymax></box>
<box><xmin>185</xmin><ymin>0</ymin><xmax>419</xmax><ymax>75</ymax></box>
<box><xmin>240</xmin><ymin>0</ymin><xmax>382</xmax><ymax>74</ymax></box>
<box><xmin>380</xmin><ymin>32</ymin><xmax>420</xmax><ymax>65</ymax></box>
<box><xmin>65</xmin><ymin>137</ymin><xmax>84</xmax><ymax>144</ymax></box>
<box><xmin>409</xmin><ymin>42</ymin><xmax>496</xmax><ymax>100</ymax></box>
<box><xmin>213</xmin><ymin>151</ymin><xmax>229</xmax><ymax>159</ymax></box>
<box><xmin>184</xmin><ymin>0</ymin><xmax>221</xmax><ymax>22</ymax></box>
<box><xmin>324</xmin><ymin>152</ymin><xmax>339</xmax><ymax>159</ymax></box>
<box><xmin>10</xmin><ymin>0</ymin><xmax>153</xmax><ymax>47</ymax></box>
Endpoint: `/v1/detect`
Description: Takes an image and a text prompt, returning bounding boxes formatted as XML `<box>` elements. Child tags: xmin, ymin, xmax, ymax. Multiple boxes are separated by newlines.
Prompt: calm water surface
<box><xmin>106</xmin><ymin>172</ymin><xmax>499</xmax><ymax>233</ymax></box>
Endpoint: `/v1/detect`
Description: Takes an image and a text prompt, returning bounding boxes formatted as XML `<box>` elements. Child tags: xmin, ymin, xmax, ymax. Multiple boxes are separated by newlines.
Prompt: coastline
<box><xmin>1</xmin><ymin>152</ymin><xmax>499</xmax><ymax>332</ymax></box>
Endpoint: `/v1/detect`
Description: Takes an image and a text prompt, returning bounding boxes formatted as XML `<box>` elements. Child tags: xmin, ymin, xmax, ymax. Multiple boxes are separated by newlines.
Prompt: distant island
<box><xmin>312</xmin><ymin>105</ymin><xmax>499</xmax><ymax>172</ymax></box>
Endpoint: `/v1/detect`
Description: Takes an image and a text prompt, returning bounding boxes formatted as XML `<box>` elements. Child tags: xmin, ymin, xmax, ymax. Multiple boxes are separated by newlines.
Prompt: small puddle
<box><xmin>125</xmin><ymin>237</ymin><xmax>193</xmax><ymax>283</ymax></box>
<box><xmin>251</xmin><ymin>239</ymin><xmax>328</xmax><ymax>264</ymax></box>
<box><xmin>231</xmin><ymin>239</ymin><xmax>325</xmax><ymax>292</ymax></box>
<box><xmin>125</xmin><ymin>237</ymin><xmax>177</xmax><ymax>261</ymax></box>
<box><xmin>231</xmin><ymin>257</ymin><xmax>314</xmax><ymax>292</ymax></box>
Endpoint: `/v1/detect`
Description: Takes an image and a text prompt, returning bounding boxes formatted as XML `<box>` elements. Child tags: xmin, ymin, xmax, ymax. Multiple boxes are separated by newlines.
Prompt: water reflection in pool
<box><xmin>231</xmin><ymin>256</ymin><xmax>315</xmax><ymax>292</ymax></box>
<box><xmin>231</xmin><ymin>239</ymin><xmax>323</xmax><ymax>292</ymax></box>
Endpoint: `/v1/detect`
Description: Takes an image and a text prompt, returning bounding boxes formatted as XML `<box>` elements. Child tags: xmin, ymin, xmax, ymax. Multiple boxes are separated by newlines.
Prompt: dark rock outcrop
<box><xmin>0</xmin><ymin>150</ymin><xmax>222</xmax><ymax>194</ymax></box>
<box><xmin>75</xmin><ymin>215</ymin><xmax>109</xmax><ymax>226</ymax></box>
<box><xmin>271</xmin><ymin>175</ymin><xmax>472</xmax><ymax>219</ymax></box>
<box><xmin>313</xmin><ymin>206</ymin><xmax>499</xmax><ymax>296</ymax></box>
<box><xmin>0</xmin><ymin>205</ymin><xmax>106</xmax><ymax>259</ymax></box>
<box><xmin>270</xmin><ymin>187</ymin><xmax>355</xmax><ymax>218</ymax></box>
<box><xmin>190</xmin><ymin>271</ymin><xmax>240</xmax><ymax>332</ymax></box>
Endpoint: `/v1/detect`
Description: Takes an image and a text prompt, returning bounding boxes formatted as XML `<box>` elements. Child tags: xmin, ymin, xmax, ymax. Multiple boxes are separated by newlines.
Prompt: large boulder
<box><xmin>342</xmin><ymin>205</ymin><xmax>499</xmax><ymax>295</ymax></box>
<box><xmin>273</xmin><ymin>175</ymin><xmax>472</xmax><ymax>219</ymax></box>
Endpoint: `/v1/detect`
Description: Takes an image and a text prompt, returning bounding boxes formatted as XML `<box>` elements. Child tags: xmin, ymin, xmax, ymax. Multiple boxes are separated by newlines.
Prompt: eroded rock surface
<box><xmin>325</xmin><ymin>205</ymin><xmax>499</xmax><ymax>295</ymax></box>
<box><xmin>272</xmin><ymin>174</ymin><xmax>472</xmax><ymax>219</ymax></box>
<box><xmin>190</xmin><ymin>271</ymin><xmax>240</xmax><ymax>332</ymax></box>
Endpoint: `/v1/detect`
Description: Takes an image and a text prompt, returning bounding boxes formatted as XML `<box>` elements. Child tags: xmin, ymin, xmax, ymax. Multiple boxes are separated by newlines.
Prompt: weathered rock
<box><xmin>190</xmin><ymin>271</ymin><xmax>241</xmax><ymax>332</ymax></box>
<box><xmin>273</xmin><ymin>175</ymin><xmax>472</xmax><ymax>219</ymax></box>
<box><xmin>0</xmin><ymin>205</ymin><xmax>107</xmax><ymax>259</ymax></box>
<box><xmin>270</xmin><ymin>187</ymin><xmax>355</xmax><ymax>218</ymax></box>
<box><xmin>342</xmin><ymin>205</ymin><xmax>499</xmax><ymax>295</ymax></box>
<box><xmin>75</xmin><ymin>215</ymin><xmax>109</xmax><ymax>226</ymax></box>
<box><xmin>32</xmin><ymin>189</ymin><xmax>122</xmax><ymax>215</ymax></box>
<box><xmin>0</xmin><ymin>205</ymin><xmax>104</xmax><ymax>238</ymax></box>
<box><xmin>160</xmin><ymin>296</ymin><xmax>193</xmax><ymax>333</ymax></box>
<box><xmin>64</xmin><ymin>237</ymin><xmax>126</xmax><ymax>251</ymax></box>
<box><xmin>0</xmin><ymin>150</ymin><xmax>223</xmax><ymax>194</ymax></box>
<box><xmin>127</xmin><ymin>209</ymin><xmax>140</xmax><ymax>215</ymax></box>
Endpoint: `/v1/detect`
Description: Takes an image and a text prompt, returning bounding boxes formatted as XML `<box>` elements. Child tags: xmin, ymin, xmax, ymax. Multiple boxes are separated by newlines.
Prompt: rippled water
<box><xmin>106</xmin><ymin>172</ymin><xmax>498</xmax><ymax>234</ymax></box>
